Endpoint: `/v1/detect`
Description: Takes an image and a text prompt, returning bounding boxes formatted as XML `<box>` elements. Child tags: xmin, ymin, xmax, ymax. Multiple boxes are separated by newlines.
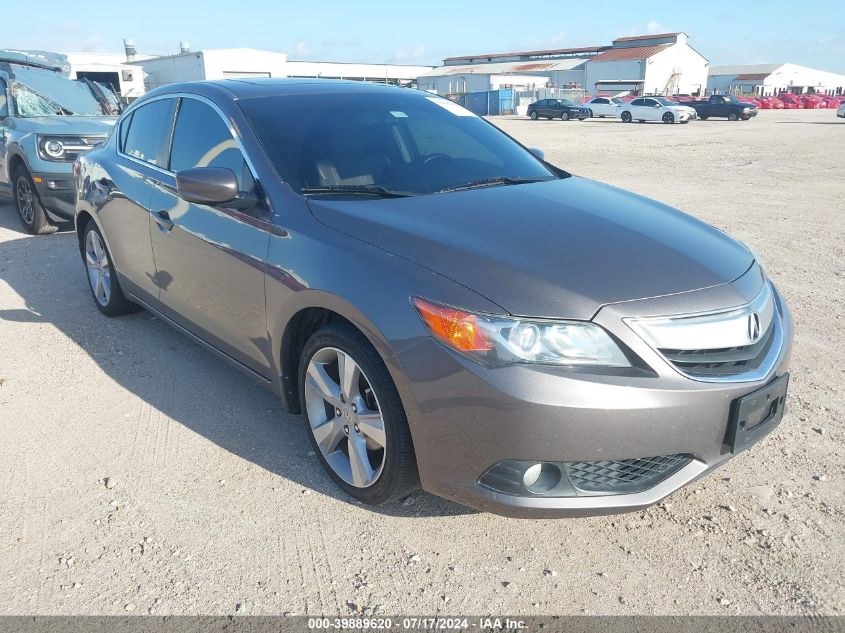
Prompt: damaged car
<box><xmin>0</xmin><ymin>50</ymin><xmax>121</xmax><ymax>234</ymax></box>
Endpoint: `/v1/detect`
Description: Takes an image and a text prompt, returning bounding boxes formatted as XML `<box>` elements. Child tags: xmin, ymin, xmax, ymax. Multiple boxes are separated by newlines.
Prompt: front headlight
<box><xmin>37</xmin><ymin>135</ymin><xmax>100</xmax><ymax>162</ymax></box>
<box><xmin>412</xmin><ymin>297</ymin><xmax>631</xmax><ymax>368</ymax></box>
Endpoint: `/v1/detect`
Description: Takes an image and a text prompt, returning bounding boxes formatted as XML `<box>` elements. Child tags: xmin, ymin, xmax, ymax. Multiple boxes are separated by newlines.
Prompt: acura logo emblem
<box><xmin>747</xmin><ymin>312</ymin><xmax>761</xmax><ymax>342</ymax></box>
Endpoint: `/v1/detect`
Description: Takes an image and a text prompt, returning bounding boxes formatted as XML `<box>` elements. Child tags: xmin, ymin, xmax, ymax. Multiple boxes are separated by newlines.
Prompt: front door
<box><xmin>148</xmin><ymin>96</ymin><xmax>272</xmax><ymax>375</ymax></box>
<box><xmin>101</xmin><ymin>97</ymin><xmax>177</xmax><ymax>302</ymax></box>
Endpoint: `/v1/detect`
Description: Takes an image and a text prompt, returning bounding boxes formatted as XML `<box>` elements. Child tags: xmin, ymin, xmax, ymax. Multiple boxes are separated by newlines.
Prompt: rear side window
<box><xmin>0</xmin><ymin>79</ymin><xmax>8</xmax><ymax>117</ymax></box>
<box><xmin>630</xmin><ymin>99</ymin><xmax>643</xmax><ymax>106</ymax></box>
<box><xmin>593</xmin><ymin>98</ymin><xmax>607</xmax><ymax>104</ymax></box>
<box><xmin>169</xmin><ymin>98</ymin><xmax>252</xmax><ymax>190</ymax></box>
<box><xmin>123</xmin><ymin>98</ymin><xmax>176</xmax><ymax>166</ymax></box>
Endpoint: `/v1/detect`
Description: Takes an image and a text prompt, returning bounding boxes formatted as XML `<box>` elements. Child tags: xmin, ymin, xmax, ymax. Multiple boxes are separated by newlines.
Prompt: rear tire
<box><xmin>299</xmin><ymin>321</ymin><xmax>419</xmax><ymax>505</ymax></box>
<box><xmin>13</xmin><ymin>166</ymin><xmax>57</xmax><ymax>235</ymax></box>
<box><xmin>728</xmin><ymin>112</ymin><xmax>739</xmax><ymax>121</ymax></box>
<box><xmin>699</xmin><ymin>114</ymin><xmax>709</xmax><ymax>120</ymax></box>
<box><xmin>587</xmin><ymin>109</ymin><xmax>593</xmax><ymax>117</ymax></box>
<box><xmin>82</xmin><ymin>220</ymin><xmax>140</xmax><ymax>317</ymax></box>
<box><xmin>621</xmin><ymin>111</ymin><xmax>632</xmax><ymax>123</ymax></box>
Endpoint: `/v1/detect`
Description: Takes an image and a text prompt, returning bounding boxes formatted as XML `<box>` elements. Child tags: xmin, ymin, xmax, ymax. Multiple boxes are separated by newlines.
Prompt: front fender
<box><xmin>264</xmin><ymin>221</ymin><xmax>503</xmax><ymax>417</ymax></box>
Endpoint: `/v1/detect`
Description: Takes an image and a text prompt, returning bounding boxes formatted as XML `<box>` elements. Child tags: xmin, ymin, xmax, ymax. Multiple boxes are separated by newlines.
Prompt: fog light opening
<box><xmin>522</xmin><ymin>463</ymin><xmax>561</xmax><ymax>494</ymax></box>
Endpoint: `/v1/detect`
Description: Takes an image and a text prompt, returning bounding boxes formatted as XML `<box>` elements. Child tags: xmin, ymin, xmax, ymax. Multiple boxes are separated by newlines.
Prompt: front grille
<box><xmin>660</xmin><ymin>320</ymin><xmax>776</xmax><ymax>378</ymax></box>
<box><xmin>564</xmin><ymin>454</ymin><xmax>692</xmax><ymax>494</ymax></box>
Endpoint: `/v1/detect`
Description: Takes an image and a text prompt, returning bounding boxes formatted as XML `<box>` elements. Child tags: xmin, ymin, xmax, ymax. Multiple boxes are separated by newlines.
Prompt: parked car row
<box><xmin>3</xmin><ymin>65</ymin><xmax>794</xmax><ymax>517</ymax></box>
<box><xmin>530</xmin><ymin>91</ymin><xmax>845</xmax><ymax>123</ymax></box>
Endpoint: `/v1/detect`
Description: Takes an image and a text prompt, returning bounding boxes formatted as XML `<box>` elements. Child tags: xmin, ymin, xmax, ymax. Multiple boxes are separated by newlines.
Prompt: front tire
<box><xmin>299</xmin><ymin>322</ymin><xmax>419</xmax><ymax>505</ymax></box>
<box><xmin>529</xmin><ymin>111</ymin><xmax>538</xmax><ymax>120</ymax></box>
<box><xmin>13</xmin><ymin>167</ymin><xmax>57</xmax><ymax>235</ymax></box>
<box><xmin>662</xmin><ymin>112</ymin><xmax>675</xmax><ymax>124</ymax></box>
<box><xmin>560</xmin><ymin>111</ymin><xmax>570</xmax><ymax>121</ymax></box>
<box><xmin>82</xmin><ymin>220</ymin><xmax>139</xmax><ymax>316</ymax></box>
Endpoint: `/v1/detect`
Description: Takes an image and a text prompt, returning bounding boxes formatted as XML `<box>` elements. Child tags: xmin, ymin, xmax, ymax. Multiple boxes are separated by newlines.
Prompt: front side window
<box><xmin>169</xmin><ymin>98</ymin><xmax>252</xmax><ymax>190</ymax></box>
<box><xmin>240</xmin><ymin>91</ymin><xmax>555</xmax><ymax>196</ymax></box>
<box><xmin>122</xmin><ymin>98</ymin><xmax>176</xmax><ymax>166</ymax></box>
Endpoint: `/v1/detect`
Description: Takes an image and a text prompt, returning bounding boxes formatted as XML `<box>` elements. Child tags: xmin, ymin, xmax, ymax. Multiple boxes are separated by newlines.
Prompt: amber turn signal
<box><xmin>412</xmin><ymin>297</ymin><xmax>493</xmax><ymax>352</ymax></box>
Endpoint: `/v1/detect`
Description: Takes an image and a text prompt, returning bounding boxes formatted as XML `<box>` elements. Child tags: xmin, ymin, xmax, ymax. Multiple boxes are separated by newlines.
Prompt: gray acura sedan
<box><xmin>74</xmin><ymin>79</ymin><xmax>792</xmax><ymax>518</ymax></box>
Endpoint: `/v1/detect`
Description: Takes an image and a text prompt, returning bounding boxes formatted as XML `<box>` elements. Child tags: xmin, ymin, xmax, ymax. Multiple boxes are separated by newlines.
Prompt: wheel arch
<box><xmin>275</xmin><ymin>293</ymin><xmax>405</xmax><ymax>415</ymax></box>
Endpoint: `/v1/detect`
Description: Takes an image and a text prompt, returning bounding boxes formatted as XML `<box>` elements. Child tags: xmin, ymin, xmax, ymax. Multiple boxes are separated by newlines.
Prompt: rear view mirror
<box><xmin>175</xmin><ymin>167</ymin><xmax>257</xmax><ymax>210</ymax></box>
<box><xmin>528</xmin><ymin>148</ymin><xmax>545</xmax><ymax>161</ymax></box>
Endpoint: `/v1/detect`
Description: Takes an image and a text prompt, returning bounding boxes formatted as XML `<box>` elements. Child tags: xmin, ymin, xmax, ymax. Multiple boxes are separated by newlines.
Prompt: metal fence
<box><xmin>447</xmin><ymin>89</ymin><xmax>515</xmax><ymax>116</ymax></box>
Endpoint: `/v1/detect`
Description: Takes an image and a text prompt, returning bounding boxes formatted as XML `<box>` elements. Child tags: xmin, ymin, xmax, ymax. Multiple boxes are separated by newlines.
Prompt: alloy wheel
<box><xmin>15</xmin><ymin>176</ymin><xmax>35</xmax><ymax>226</ymax></box>
<box><xmin>85</xmin><ymin>230</ymin><xmax>112</xmax><ymax>307</ymax></box>
<box><xmin>304</xmin><ymin>347</ymin><xmax>386</xmax><ymax>488</ymax></box>
<box><xmin>663</xmin><ymin>112</ymin><xmax>675</xmax><ymax>124</ymax></box>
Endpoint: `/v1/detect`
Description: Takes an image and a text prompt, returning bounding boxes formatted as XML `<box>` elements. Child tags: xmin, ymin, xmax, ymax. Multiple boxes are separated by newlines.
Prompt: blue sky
<box><xmin>5</xmin><ymin>0</ymin><xmax>844</xmax><ymax>73</ymax></box>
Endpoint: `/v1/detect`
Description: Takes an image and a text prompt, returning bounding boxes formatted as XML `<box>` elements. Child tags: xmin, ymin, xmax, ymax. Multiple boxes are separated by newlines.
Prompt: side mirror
<box><xmin>528</xmin><ymin>148</ymin><xmax>545</xmax><ymax>161</ymax></box>
<box><xmin>175</xmin><ymin>167</ymin><xmax>257</xmax><ymax>210</ymax></box>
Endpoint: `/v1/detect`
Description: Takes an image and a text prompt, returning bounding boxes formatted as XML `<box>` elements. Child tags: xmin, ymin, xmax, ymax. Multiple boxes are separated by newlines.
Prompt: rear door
<box><xmin>102</xmin><ymin>96</ymin><xmax>177</xmax><ymax>303</ymax></box>
<box><xmin>148</xmin><ymin>96</ymin><xmax>272</xmax><ymax>375</ymax></box>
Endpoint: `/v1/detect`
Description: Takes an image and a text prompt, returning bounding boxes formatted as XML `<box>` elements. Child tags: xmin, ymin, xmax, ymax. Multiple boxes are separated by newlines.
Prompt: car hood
<box><xmin>13</xmin><ymin>117</ymin><xmax>117</xmax><ymax>134</ymax></box>
<box><xmin>308</xmin><ymin>177</ymin><xmax>753</xmax><ymax>319</ymax></box>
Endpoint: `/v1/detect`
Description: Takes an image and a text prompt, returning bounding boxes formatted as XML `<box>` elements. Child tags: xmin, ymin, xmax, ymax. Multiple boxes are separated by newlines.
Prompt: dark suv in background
<box><xmin>528</xmin><ymin>98</ymin><xmax>590</xmax><ymax>121</ymax></box>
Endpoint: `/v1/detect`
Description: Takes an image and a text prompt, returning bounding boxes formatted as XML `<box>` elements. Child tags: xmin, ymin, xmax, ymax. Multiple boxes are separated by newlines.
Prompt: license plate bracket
<box><xmin>727</xmin><ymin>373</ymin><xmax>789</xmax><ymax>454</ymax></box>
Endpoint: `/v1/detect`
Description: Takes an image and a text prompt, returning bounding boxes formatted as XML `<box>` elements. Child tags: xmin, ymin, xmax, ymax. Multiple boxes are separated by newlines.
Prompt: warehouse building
<box><xmin>418</xmin><ymin>33</ymin><xmax>709</xmax><ymax>97</ymax></box>
<box><xmin>63</xmin><ymin>52</ymin><xmax>146</xmax><ymax>100</ymax></box>
<box><xmin>707</xmin><ymin>63</ymin><xmax>845</xmax><ymax>96</ymax></box>
<box><xmin>582</xmin><ymin>33</ymin><xmax>708</xmax><ymax>96</ymax></box>
<box><xmin>139</xmin><ymin>46</ymin><xmax>289</xmax><ymax>90</ymax></box>
<box><xmin>285</xmin><ymin>60</ymin><xmax>433</xmax><ymax>86</ymax></box>
<box><xmin>417</xmin><ymin>46</ymin><xmax>605</xmax><ymax>94</ymax></box>
<box><xmin>137</xmin><ymin>43</ymin><xmax>432</xmax><ymax>91</ymax></box>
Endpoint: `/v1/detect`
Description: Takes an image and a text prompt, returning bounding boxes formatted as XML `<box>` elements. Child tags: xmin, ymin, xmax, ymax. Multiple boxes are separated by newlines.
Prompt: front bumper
<box><xmin>31</xmin><ymin>171</ymin><xmax>75</xmax><ymax>220</ymax></box>
<box><xmin>742</xmin><ymin>110</ymin><xmax>759</xmax><ymax>119</ymax></box>
<box><xmin>394</xmin><ymin>278</ymin><xmax>793</xmax><ymax>518</ymax></box>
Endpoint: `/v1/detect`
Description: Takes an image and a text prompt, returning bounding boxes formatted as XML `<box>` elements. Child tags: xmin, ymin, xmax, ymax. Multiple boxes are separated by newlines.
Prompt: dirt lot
<box><xmin>0</xmin><ymin>108</ymin><xmax>842</xmax><ymax>617</ymax></box>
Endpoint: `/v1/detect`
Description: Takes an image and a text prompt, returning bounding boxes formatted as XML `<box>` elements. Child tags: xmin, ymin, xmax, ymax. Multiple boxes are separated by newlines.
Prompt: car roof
<box><xmin>142</xmin><ymin>78</ymin><xmax>411</xmax><ymax>102</ymax></box>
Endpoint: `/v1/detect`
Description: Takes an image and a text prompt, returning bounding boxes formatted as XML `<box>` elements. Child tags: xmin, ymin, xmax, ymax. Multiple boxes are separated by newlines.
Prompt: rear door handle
<box><xmin>153</xmin><ymin>210</ymin><xmax>174</xmax><ymax>232</ymax></box>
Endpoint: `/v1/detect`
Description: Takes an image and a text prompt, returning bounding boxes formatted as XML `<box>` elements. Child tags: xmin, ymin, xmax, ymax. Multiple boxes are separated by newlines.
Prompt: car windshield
<box><xmin>10</xmin><ymin>65</ymin><xmax>118</xmax><ymax>117</ymax></box>
<box><xmin>240</xmin><ymin>90</ymin><xmax>558</xmax><ymax>197</ymax></box>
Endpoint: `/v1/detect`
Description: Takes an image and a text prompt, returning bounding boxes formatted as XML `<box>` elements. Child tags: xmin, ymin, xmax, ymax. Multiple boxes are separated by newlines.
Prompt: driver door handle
<box><xmin>153</xmin><ymin>210</ymin><xmax>174</xmax><ymax>232</ymax></box>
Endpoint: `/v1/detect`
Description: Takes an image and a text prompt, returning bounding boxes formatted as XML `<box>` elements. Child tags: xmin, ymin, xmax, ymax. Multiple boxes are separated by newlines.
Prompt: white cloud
<box><xmin>293</xmin><ymin>40</ymin><xmax>311</xmax><ymax>56</ymax></box>
<box><xmin>390</xmin><ymin>45</ymin><xmax>426</xmax><ymax>62</ymax></box>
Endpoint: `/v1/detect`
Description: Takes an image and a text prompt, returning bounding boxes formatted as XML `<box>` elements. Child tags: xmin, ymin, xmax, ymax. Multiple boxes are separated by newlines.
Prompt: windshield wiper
<box><xmin>301</xmin><ymin>185</ymin><xmax>415</xmax><ymax>198</ymax></box>
<box><xmin>437</xmin><ymin>176</ymin><xmax>550</xmax><ymax>193</ymax></box>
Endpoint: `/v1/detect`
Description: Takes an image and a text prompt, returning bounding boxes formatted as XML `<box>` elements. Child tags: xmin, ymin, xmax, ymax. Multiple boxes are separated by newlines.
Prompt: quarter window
<box><xmin>169</xmin><ymin>98</ymin><xmax>252</xmax><ymax>190</ymax></box>
<box><xmin>123</xmin><ymin>98</ymin><xmax>176</xmax><ymax>166</ymax></box>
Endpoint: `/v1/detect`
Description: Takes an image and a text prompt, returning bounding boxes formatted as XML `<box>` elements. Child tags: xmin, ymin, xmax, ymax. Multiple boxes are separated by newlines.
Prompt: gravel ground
<box><xmin>0</xmin><ymin>108</ymin><xmax>842</xmax><ymax>617</ymax></box>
